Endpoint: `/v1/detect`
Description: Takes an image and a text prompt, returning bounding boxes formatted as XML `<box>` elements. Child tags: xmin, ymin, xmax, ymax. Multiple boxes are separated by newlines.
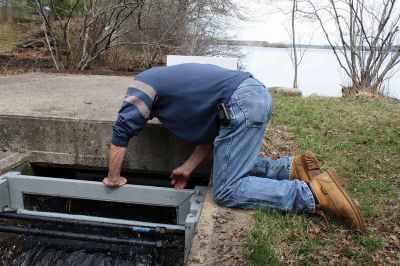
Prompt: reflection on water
<box><xmin>240</xmin><ymin>46</ymin><xmax>400</xmax><ymax>99</ymax></box>
<box><xmin>0</xmin><ymin>234</ymin><xmax>171</xmax><ymax>266</ymax></box>
<box><xmin>0</xmin><ymin>232</ymin><xmax>183</xmax><ymax>266</ymax></box>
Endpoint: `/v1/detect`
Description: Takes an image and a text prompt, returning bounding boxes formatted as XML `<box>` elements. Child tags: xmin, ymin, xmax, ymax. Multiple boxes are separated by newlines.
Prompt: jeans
<box><xmin>212</xmin><ymin>78</ymin><xmax>315</xmax><ymax>213</ymax></box>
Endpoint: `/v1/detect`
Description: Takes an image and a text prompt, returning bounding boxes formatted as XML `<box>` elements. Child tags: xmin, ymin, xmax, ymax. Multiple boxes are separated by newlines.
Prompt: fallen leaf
<box><xmin>390</xmin><ymin>235</ymin><xmax>399</xmax><ymax>247</ymax></box>
<box><xmin>394</xmin><ymin>226</ymin><xmax>400</xmax><ymax>233</ymax></box>
<box><xmin>291</xmin><ymin>230</ymin><xmax>301</xmax><ymax>238</ymax></box>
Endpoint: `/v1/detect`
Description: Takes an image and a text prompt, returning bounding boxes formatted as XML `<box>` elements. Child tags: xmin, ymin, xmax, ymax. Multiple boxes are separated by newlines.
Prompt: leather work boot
<box><xmin>290</xmin><ymin>151</ymin><xmax>321</xmax><ymax>182</ymax></box>
<box><xmin>309</xmin><ymin>169</ymin><xmax>366</xmax><ymax>232</ymax></box>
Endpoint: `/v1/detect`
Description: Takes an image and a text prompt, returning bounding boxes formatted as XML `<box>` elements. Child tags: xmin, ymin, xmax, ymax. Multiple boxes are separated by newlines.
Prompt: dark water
<box><xmin>0</xmin><ymin>233</ymin><xmax>183</xmax><ymax>265</ymax></box>
<box><xmin>23</xmin><ymin>194</ymin><xmax>177</xmax><ymax>224</ymax></box>
<box><xmin>0</xmin><ymin>215</ymin><xmax>184</xmax><ymax>265</ymax></box>
<box><xmin>0</xmin><ymin>198</ymin><xmax>184</xmax><ymax>265</ymax></box>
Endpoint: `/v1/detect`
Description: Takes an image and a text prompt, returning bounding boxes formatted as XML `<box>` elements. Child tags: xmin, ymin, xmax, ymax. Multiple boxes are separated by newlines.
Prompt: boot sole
<box><xmin>326</xmin><ymin>169</ymin><xmax>366</xmax><ymax>232</ymax></box>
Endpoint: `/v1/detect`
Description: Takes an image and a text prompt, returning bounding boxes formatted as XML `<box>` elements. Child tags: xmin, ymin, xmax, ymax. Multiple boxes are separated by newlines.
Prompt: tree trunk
<box><xmin>177</xmin><ymin>0</ymin><xmax>188</xmax><ymax>47</ymax></box>
<box><xmin>190</xmin><ymin>0</ymin><xmax>203</xmax><ymax>55</ymax></box>
<box><xmin>291</xmin><ymin>0</ymin><xmax>298</xmax><ymax>88</ymax></box>
<box><xmin>5</xmin><ymin>0</ymin><xmax>13</xmax><ymax>23</ymax></box>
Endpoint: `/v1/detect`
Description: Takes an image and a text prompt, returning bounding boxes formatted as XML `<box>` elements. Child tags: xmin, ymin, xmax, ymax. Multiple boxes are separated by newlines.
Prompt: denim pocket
<box><xmin>235</xmin><ymin>89</ymin><xmax>270</xmax><ymax>128</ymax></box>
<box><xmin>218</xmin><ymin>99</ymin><xmax>236</xmax><ymax>129</ymax></box>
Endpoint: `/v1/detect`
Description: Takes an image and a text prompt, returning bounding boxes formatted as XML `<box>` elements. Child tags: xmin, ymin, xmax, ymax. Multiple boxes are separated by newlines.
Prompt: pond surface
<box><xmin>240</xmin><ymin>46</ymin><xmax>400</xmax><ymax>99</ymax></box>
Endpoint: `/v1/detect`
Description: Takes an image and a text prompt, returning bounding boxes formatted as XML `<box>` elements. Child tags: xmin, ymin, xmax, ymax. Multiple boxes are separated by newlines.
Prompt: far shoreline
<box><xmin>218</xmin><ymin>40</ymin><xmax>334</xmax><ymax>50</ymax></box>
<box><xmin>218</xmin><ymin>40</ymin><xmax>400</xmax><ymax>51</ymax></box>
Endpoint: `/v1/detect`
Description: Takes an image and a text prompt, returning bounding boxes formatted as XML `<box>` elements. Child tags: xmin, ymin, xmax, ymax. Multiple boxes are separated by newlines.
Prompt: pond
<box><xmin>240</xmin><ymin>46</ymin><xmax>400</xmax><ymax>99</ymax></box>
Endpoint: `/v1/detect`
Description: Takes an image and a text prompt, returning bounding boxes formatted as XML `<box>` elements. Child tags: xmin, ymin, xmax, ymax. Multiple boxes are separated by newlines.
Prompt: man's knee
<box><xmin>212</xmin><ymin>188</ymin><xmax>233</xmax><ymax>207</ymax></box>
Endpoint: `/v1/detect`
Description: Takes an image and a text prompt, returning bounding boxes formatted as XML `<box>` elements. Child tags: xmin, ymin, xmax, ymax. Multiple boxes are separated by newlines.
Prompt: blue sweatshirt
<box><xmin>112</xmin><ymin>63</ymin><xmax>252</xmax><ymax>147</ymax></box>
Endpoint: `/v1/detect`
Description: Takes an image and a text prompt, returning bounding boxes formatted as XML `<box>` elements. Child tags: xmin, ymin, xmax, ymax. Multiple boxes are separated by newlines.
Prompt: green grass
<box><xmin>247</xmin><ymin>94</ymin><xmax>400</xmax><ymax>265</ymax></box>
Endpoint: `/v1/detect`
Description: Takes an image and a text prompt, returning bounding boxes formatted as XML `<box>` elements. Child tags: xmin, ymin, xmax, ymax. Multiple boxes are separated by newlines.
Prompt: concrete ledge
<box><xmin>0</xmin><ymin>152</ymin><xmax>29</xmax><ymax>175</ymax></box>
<box><xmin>0</xmin><ymin>115</ymin><xmax>210</xmax><ymax>174</ymax></box>
<box><xmin>187</xmin><ymin>187</ymin><xmax>252</xmax><ymax>265</ymax></box>
<box><xmin>0</xmin><ymin>73</ymin><xmax>130</xmax><ymax>121</ymax></box>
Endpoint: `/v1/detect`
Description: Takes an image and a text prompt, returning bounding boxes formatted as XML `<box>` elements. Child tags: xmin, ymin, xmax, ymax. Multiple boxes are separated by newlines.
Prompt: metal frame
<box><xmin>0</xmin><ymin>177</ymin><xmax>9</xmax><ymax>211</ymax></box>
<box><xmin>0</xmin><ymin>171</ymin><xmax>207</xmax><ymax>263</ymax></box>
<box><xmin>184</xmin><ymin>186</ymin><xmax>208</xmax><ymax>262</ymax></box>
<box><xmin>3</xmin><ymin>171</ymin><xmax>194</xmax><ymax>224</ymax></box>
<box><xmin>11</xmin><ymin>210</ymin><xmax>186</xmax><ymax>232</ymax></box>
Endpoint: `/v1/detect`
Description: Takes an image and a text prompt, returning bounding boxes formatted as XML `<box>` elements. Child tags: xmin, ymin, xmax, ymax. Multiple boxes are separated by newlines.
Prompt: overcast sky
<box><xmin>231</xmin><ymin>1</ymin><xmax>332</xmax><ymax>45</ymax></box>
<box><xmin>233</xmin><ymin>0</ymin><xmax>400</xmax><ymax>45</ymax></box>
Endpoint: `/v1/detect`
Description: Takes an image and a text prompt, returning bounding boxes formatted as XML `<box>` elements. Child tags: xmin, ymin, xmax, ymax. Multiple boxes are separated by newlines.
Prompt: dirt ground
<box><xmin>0</xmin><ymin>51</ymin><xmax>52</xmax><ymax>74</ymax></box>
<box><xmin>0</xmin><ymin>51</ymin><xmax>142</xmax><ymax>76</ymax></box>
<box><xmin>261</xmin><ymin>124</ymin><xmax>297</xmax><ymax>159</ymax></box>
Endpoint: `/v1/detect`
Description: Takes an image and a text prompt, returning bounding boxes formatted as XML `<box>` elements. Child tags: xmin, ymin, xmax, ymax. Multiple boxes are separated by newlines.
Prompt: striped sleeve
<box><xmin>111</xmin><ymin>80</ymin><xmax>156</xmax><ymax>147</ymax></box>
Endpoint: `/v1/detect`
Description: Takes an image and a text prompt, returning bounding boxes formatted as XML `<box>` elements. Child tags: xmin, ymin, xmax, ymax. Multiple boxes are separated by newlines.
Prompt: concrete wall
<box><xmin>0</xmin><ymin>115</ymin><xmax>211</xmax><ymax>174</ymax></box>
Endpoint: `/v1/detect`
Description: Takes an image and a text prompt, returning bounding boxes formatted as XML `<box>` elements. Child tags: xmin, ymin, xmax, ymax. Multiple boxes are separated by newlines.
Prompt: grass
<box><xmin>0</xmin><ymin>22</ymin><xmax>35</xmax><ymax>53</ymax></box>
<box><xmin>0</xmin><ymin>23</ymin><xmax>21</xmax><ymax>52</ymax></box>
<box><xmin>247</xmin><ymin>93</ymin><xmax>400</xmax><ymax>265</ymax></box>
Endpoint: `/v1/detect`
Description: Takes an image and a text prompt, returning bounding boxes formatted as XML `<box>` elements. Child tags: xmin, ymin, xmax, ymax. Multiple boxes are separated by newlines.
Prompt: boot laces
<box><xmin>304</xmin><ymin>153</ymin><xmax>320</xmax><ymax>170</ymax></box>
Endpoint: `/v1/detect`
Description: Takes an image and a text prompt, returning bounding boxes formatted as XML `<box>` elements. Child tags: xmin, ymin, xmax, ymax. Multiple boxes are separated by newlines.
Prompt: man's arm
<box><xmin>106</xmin><ymin>81</ymin><xmax>155</xmax><ymax>187</ymax></box>
<box><xmin>171</xmin><ymin>143</ymin><xmax>213</xmax><ymax>189</ymax></box>
<box><xmin>103</xmin><ymin>144</ymin><xmax>128</xmax><ymax>187</ymax></box>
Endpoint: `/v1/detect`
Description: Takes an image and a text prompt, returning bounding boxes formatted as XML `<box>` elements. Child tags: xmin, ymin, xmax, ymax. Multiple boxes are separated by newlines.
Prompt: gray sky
<box><xmin>233</xmin><ymin>0</ymin><xmax>400</xmax><ymax>45</ymax></box>
<box><xmin>232</xmin><ymin>1</ymin><xmax>327</xmax><ymax>44</ymax></box>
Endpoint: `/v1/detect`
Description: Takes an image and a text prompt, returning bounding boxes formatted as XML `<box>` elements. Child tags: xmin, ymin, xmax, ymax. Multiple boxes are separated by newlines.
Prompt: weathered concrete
<box><xmin>0</xmin><ymin>73</ymin><xmax>131</xmax><ymax>121</ymax></box>
<box><xmin>0</xmin><ymin>73</ymin><xmax>211</xmax><ymax>174</ymax></box>
<box><xmin>0</xmin><ymin>152</ymin><xmax>29</xmax><ymax>175</ymax></box>
<box><xmin>187</xmin><ymin>186</ymin><xmax>252</xmax><ymax>265</ymax></box>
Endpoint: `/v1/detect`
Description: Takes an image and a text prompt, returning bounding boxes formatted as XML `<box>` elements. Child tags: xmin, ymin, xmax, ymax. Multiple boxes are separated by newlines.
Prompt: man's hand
<box><xmin>170</xmin><ymin>165</ymin><xmax>191</xmax><ymax>189</ymax></box>
<box><xmin>103</xmin><ymin>176</ymin><xmax>127</xmax><ymax>187</ymax></box>
<box><xmin>170</xmin><ymin>144</ymin><xmax>213</xmax><ymax>189</ymax></box>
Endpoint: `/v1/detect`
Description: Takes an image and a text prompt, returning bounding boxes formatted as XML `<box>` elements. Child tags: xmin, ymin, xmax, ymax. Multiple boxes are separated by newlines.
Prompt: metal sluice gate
<box><xmin>0</xmin><ymin>170</ymin><xmax>207</xmax><ymax>263</ymax></box>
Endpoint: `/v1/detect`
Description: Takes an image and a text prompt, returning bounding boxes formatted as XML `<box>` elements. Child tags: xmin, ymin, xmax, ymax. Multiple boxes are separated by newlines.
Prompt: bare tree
<box><xmin>305</xmin><ymin>0</ymin><xmax>400</xmax><ymax>95</ymax></box>
<box><xmin>131</xmin><ymin>0</ymin><xmax>191</xmax><ymax>68</ymax></box>
<box><xmin>287</xmin><ymin>0</ymin><xmax>314</xmax><ymax>89</ymax></box>
<box><xmin>34</xmin><ymin>0</ymin><xmax>245</xmax><ymax>70</ymax></box>
<box><xmin>124</xmin><ymin>0</ymin><xmax>244</xmax><ymax>68</ymax></box>
<box><xmin>182</xmin><ymin>0</ymin><xmax>244</xmax><ymax>56</ymax></box>
<box><xmin>34</xmin><ymin>0</ymin><xmax>144</xmax><ymax>70</ymax></box>
<box><xmin>270</xmin><ymin>0</ymin><xmax>313</xmax><ymax>89</ymax></box>
<box><xmin>290</xmin><ymin>0</ymin><xmax>299</xmax><ymax>88</ymax></box>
